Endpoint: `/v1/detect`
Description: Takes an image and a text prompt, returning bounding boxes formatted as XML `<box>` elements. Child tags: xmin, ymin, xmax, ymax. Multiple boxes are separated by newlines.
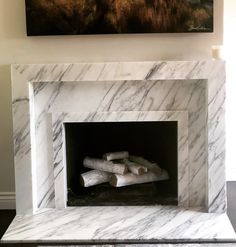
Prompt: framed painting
<box><xmin>25</xmin><ymin>0</ymin><xmax>214</xmax><ymax>36</ymax></box>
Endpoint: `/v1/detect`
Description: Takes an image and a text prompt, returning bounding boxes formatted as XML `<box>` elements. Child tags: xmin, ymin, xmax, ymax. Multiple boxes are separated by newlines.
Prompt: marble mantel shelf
<box><xmin>2</xmin><ymin>206</ymin><xmax>236</xmax><ymax>243</ymax></box>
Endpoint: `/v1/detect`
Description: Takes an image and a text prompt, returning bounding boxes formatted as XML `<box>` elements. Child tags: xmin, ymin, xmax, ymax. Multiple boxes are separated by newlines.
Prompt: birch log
<box><xmin>110</xmin><ymin>170</ymin><xmax>169</xmax><ymax>187</ymax></box>
<box><xmin>122</xmin><ymin>159</ymin><xmax>148</xmax><ymax>175</ymax></box>
<box><xmin>129</xmin><ymin>155</ymin><xmax>162</xmax><ymax>174</ymax></box>
<box><xmin>83</xmin><ymin>157</ymin><xmax>128</xmax><ymax>175</ymax></box>
<box><xmin>80</xmin><ymin>170</ymin><xmax>110</xmax><ymax>187</ymax></box>
<box><xmin>103</xmin><ymin>151</ymin><xmax>129</xmax><ymax>161</ymax></box>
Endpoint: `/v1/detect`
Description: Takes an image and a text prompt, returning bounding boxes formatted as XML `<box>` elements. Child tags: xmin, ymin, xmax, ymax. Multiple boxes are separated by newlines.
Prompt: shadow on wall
<box><xmin>0</xmin><ymin>65</ymin><xmax>15</xmax><ymax>192</ymax></box>
<box><xmin>0</xmin><ymin>0</ymin><xmax>27</xmax><ymax>38</ymax></box>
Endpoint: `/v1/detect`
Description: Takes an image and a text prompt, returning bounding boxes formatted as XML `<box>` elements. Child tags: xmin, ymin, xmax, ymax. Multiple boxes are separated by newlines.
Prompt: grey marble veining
<box><xmin>35</xmin><ymin>79</ymin><xmax>205</xmax><ymax>210</ymax></box>
<box><xmin>10</xmin><ymin>61</ymin><xmax>226</xmax><ymax>217</ymax></box>
<box><xmin>2</xmin><ymin>206</ymin><xmax>235</xmax><ymax>243</ymax></box>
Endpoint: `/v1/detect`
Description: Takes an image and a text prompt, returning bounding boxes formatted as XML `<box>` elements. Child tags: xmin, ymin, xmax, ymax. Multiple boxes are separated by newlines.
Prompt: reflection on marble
<box><xmin>11</xmin><ymin>61</ymin><xmax>226</xmax><ymax>215</ymax></box>
<box><xmin>2</xmin><ymin>206</ymin><xmax>235</xmax><ymax>243</ymax></box>
<box><xmin>52</xmin><ymin>111</ymin><xmax>188</xmax><ymax>209</ymax></box>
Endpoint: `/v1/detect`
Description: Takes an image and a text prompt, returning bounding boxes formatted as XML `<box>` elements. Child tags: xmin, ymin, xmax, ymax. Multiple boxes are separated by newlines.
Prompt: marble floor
<box><xmin>1</xmin><ymin>205</ymin><xmax>236</xmax><ymax>244</ymax></box>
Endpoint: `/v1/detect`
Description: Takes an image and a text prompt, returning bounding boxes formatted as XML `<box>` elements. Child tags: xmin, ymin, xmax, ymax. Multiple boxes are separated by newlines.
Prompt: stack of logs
<box><xmin>80</xmin><ymin>151</ymin><xmax>169</xmax><ymax>187</ymax></box>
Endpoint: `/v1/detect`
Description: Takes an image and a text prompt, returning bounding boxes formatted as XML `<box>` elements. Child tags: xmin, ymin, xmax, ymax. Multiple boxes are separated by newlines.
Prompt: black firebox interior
<box><xmin>65</xmin><ymin>121</ymin><xmax>178</xmax><ymax>206</ymax></box>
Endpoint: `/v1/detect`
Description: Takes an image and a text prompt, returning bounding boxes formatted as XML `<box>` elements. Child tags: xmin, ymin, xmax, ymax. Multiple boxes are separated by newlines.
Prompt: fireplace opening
<box><xmin>65</xmin><ymin>121</ymin><xmax>178</xmax><ymax>206</ymax></box>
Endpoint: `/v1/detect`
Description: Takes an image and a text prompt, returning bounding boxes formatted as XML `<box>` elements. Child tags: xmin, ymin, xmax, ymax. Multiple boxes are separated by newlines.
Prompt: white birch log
<box><xmin>83</xmin><ymin>157</ymin><xmax>128</xmax><ymax>175</ymax></box>
<box><xmin>129</xmin><ymin>155</ymin><xmax>162</xmax><ymax>174</ymax></box>
<box><xmin>103</xmin><ymin>151</ymin><xmax>129</xmax><ymax>161</ymax></box>
<box><xmin>80</xmin><ymin>170</ymin><xmax>110</xmax><ymax>187</ymax></box>
<box><xmin>110</xmin><ymin>170</ymin><xmax>169</xmax><ymax>187</ymax></box>
<box><xmin>122</xmin><ymin>159</ymin><xmax>148</xmax><ymax>175</ymax></box>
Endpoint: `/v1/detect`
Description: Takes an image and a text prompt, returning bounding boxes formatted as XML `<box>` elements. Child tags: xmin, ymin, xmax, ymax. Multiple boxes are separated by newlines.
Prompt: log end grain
<box><xmin>110</xmin><ymin>175</ymin><xmax>118</xmax><ymax>187</ymax></box>
<box><xmin>123</xmin><ymin>165</ymin><xmax>129</xmax><ymax>175</ymax></box>
<box><xmin>137</xmin><ymin>167</ymin><xmax>146</xmax><ymax>175</ymax></box>
<box><xmin>80</xmin><ymin>175</ymin><xmax>85</xmax><ymax>187</ymax></box>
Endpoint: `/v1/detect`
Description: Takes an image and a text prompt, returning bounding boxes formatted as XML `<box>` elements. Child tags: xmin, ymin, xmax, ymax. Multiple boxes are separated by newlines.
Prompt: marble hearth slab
<box><xmin>2</xmin><ymin>206</ymin><xmax>236</xmax><ymax>243</ymax></box>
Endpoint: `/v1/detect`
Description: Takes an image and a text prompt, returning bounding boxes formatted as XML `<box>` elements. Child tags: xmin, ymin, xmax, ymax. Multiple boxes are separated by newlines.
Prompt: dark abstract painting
<box><xmin>25</xmin><ymin>0</ymin><xmax>213</xmax><ymax>36</ymax></box>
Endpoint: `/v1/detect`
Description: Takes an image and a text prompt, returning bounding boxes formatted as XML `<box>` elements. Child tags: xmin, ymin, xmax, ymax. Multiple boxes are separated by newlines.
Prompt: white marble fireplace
<box><xmin>2</xmin><ymin>61</ymin><xmax>236</xmax><ymax>244</ymax></box>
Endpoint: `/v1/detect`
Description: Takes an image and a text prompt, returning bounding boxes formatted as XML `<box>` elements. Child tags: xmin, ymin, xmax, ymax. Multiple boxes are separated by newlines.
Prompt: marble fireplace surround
<box><xmin>11</xmin><ymin>60</ymin><xmax>226</xmax><ymax>214</ymax></box>
<box><xmin>3</xmin><ymin>60</ymin><xmax>236</xmax><ymax>243</ymax></box>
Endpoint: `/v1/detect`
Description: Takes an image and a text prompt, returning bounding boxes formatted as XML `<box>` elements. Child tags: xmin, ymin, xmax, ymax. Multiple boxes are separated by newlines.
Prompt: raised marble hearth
<box><xmin>2</xmin><ymin>61</ymin><xmax>236</xmax><ymax>244</ymax></box>
<box><xmin>2</xmin><ymin>206</ymin><xmax>236</xmax><ymax>243</ymax></box>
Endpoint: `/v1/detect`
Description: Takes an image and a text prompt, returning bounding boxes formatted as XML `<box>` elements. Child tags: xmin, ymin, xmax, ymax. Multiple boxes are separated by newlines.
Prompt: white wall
<box><xmin>224</xmin><ymin>0</ymin><xmax>236</xmax><ymax>181</ymax></box>
<box><xmin>0</xmin><ymin>0</ymin><xmax>224</xmax><ymax>197</ymax></box>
